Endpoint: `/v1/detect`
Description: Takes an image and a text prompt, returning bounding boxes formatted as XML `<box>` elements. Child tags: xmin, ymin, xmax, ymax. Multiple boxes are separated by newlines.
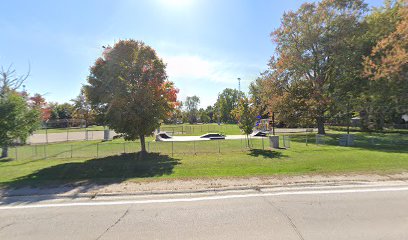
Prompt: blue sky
<box><xmin>0</xmin><ymin>0</ymin><xmax>383</xmax><ymax>108</ymax></box>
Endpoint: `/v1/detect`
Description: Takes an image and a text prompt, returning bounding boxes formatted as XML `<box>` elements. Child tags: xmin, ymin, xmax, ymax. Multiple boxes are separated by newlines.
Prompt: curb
<box><xmin>2</xmin><ymin>177</ymin><xmax>408</xmax><ymax>200</ymax></box>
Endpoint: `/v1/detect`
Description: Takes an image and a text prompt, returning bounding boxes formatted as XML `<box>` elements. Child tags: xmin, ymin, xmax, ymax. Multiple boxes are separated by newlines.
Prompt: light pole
<box><xmin>237</xmin><ymin>77</ymin><xmax>241</xmax><ymax>93</ymax></box>
<box><xmin>217</xmin><ymin>95</ymin><xmax>221</xmax><ymax>126</ymax></box>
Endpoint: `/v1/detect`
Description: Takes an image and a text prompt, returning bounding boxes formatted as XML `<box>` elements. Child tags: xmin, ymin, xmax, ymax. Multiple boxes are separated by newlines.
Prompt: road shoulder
<box><xmin>1</xmin><ymin>172</ymin><xmax>408</xmax><ymax>200</ymax></box>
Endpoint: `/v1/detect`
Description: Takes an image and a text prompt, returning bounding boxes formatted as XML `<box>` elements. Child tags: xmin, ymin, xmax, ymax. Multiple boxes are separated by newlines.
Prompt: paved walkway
<box><xmin>28</xmin><ymin>128</ymin><xmax>315</xmax><ymax>144</ymax></box>
<box><xmin>28</xmin><ymin>130</ymin><xmax>118</xmax><ymax>144</ymax></box>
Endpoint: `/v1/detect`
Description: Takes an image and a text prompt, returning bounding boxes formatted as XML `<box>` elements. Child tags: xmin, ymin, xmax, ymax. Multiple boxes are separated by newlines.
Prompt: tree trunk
<box><xmin>1</xmin><ymin>146</ymin><xmax>8</xmax><ymax>158</ymax></box>
<box><xmin>247</xmin><ymin>135</ymin><xmax>250</xmax><ymax>148</ymax></box>
<box><xmin>376</xmin><ymin>112</ymin><xmax>385</xmax><ymax>131</ymax></box>
<box><xmin>360</xmin><ymin>110</ymin><xmax>369</xmax><ymax>132</ymax></box>
<box><xmin>140</xmin><ymin>135</ymin><xmax>146</xmax><ymax>153</ymax></box>
<box><xmin>316</xmin><ymin>116</ymin><xmax>325</xmax><ymax>135</ymax></box>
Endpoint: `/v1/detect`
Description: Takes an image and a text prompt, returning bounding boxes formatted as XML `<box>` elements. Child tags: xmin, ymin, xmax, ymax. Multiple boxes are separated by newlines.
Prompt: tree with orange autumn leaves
<box><xmin>263</xmin><ymin>0</ymin><xmax>368</xmax><ymax>134</ymax></box>
<box><xmin>364</xmin><ymin>2</ymin><xmax>407</xmax><ymax>80</ymax></box>
<box><xmin>250</xmin><ymin>0</ymin><xmax>407</xmax><ymax>132</ymax></box>
<box><xmin>84</xmin><ymin>40</ymin><xmax>178</xmax><ymax>152</ymax></box>
<box><xmin>363</xmin><ymin>1</ymin><xmax>408</xmax><ymax>129</ymax></box>
<box><xmin>29</xmin><ymin>93</ymin><xmax>52</xmax><ymax>121</ymax></box>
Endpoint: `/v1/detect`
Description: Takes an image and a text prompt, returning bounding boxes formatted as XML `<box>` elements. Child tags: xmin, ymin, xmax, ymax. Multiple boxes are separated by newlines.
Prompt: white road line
<box><xmin>1</xmin><ymin>186</ymin><xmax>408</xmax><ymax>210</ymax></box>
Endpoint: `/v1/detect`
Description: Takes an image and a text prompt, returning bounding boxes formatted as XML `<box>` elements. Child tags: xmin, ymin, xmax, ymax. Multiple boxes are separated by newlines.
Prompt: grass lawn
<box><xmin>33</xmin><ymin>123</ymin><xmax>242</xmax><ymax>135</ymax></box>
<box><xmin>1</xmin><ymin>132</ymin><xmax>407</xmax><ymax>188</ymax></box>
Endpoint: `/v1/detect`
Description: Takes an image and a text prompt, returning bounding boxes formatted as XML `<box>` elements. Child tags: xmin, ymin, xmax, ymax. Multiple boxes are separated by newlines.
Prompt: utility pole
<box><xmin>347</xmin><ymin>102</ymin><xmax>350</xmax><ymax>135</ymax></box>
<box><xmin>237</xmin><ymin>78</ymin><xmax>241</xmax><ymax>93</ymax></box>
<box><xmin>217</xmin><ymin>95</ymin><xmax>221</xmax><ymax>126</ymax></box>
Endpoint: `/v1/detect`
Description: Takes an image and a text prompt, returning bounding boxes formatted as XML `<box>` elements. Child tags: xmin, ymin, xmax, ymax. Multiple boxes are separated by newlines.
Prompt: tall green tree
<box><xmin>0</xmin><ymin>66</ymin><xmax>39</xmax><ymax>158</ymax></box>
<box><xmin>185</xmin><ymin>95</ymin><xmax>200</xmax><ymax>124</ymax></box>
<box><xmin>205</xmin><ymin>105</ymin><xmax>215</xmax><ymax>123</ymax></box>
<box><xmin>215</xmin><ymin>88</ymin><xmax>244</xmax><ymax>123</ymax></box>
<box><xmin>0</xmin><ymin>92</ymin><xmax>40</xmax><ymax>158</ymax></box>
<box><xmin>232</xmin><ymin>97</ymin><xmax>257</xmax><ymax>147</ymax></box>
<box><xmin>266</xmin><ymin>0</ymin><xmax>368</xmax><ymax>134</ymax></box>
<box><xmin>198</xmin><ymin>108</ymin><xmax>210</xmax><ymax>123</ymax></box>
<box><xmin>51</xmin><ymin>103</ymin><xmax>74</xmax><ymax>120</ymax></box>
<box><xmin>71</xmin><ymin>89</ymin><xmax>95</xmax><ymax>127</ymax></box>
<box><xmin>249</xmin><ymin>76</ymin><xmax>268</xmax><ymax>118</ymax></box>
<box><xmin>84</xmin><ymin>40</ymin><xmax>178</xmax><ymax>153</ymax></box>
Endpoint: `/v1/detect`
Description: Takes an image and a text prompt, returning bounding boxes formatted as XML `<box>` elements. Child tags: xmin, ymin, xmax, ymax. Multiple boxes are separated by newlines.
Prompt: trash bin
<box><xmin>103</xmin><ymin>129</ymin><xmax>110</xmax><ymax>141</ymax></box>
<box><xmin>269</xmin><ymin>135</ymin><xmax>279</xmax><ymax>149</ymax></box>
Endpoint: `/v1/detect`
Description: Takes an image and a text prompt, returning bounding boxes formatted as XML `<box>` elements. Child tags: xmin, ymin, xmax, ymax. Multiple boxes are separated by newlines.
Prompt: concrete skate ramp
<box><xmin>200</xmin><ymin>133</ymin><xmax>225</xmax><ymax>139</ymax></box>
<box><xmin>251</xmin><ymin>131</ymin><xmax>268</xmax><ymax>137</ymax></box>
<box><xmin>159</xmin><ymin>132</ymin><xmax>172</xmax><ymax>139</ymax></box>
<box><xmin>156</xmin><ymin>132</ymin><xmax>172</xmax><ymax>141</ymax></box>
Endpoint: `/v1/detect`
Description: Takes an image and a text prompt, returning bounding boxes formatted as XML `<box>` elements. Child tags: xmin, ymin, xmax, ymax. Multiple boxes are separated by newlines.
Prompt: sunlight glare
<box><xmin>160</xmin><ymin>0</ymin><xmax>194</xmax><ymax>8</ymax></box>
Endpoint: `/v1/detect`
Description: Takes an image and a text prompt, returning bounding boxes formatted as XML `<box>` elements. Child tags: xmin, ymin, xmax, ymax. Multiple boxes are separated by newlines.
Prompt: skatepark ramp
<box><xmin>155</xmin><ymin>132</ymin><xmax>173</xmax><ymax>141</ymax></box>
<box><xmin>251</xmin><ymin>131</ymin><xmax>268</xmax><ymax>137</ymax></box>
<box><xmin>200</xmin><ymin>133</ymin><xmax>226</xmax><ymax>140</ymax></box>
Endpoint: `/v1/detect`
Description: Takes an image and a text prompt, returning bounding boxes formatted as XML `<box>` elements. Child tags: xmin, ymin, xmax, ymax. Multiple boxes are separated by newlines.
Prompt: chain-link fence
<box><xmin>8</xmin><ymin>137</ymin><xmax>277</xmax><ymax>161</ymax></box>
<box><xmin>28</xmin><ymin>125</ymin><xmax>318</xmax><ymax>144</ymax></box>
<box><xmin>7</xmin><ymin>132</ymin><xmax>408</xmax><ymax>161</ymax></box>
<box><xmin>28</xmin><ymin>130</ymin><xmax>117</xmax><ymax>144</ymax></box>
<box><xmin>289</xmin><ymin>132</ymin><xmax>408</xmax><ymax>148</ymax></box>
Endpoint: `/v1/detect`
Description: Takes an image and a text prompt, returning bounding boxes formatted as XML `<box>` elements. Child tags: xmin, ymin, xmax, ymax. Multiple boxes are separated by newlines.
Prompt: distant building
<box><xmin>402</xmin><ymin>114</ymin><xmax>408</xmax><ymax>123</ymax></box>
<box><xmin>351</xmin><ymin>117</ymin><xmax>361</xmax><ymax>127</ymax></box>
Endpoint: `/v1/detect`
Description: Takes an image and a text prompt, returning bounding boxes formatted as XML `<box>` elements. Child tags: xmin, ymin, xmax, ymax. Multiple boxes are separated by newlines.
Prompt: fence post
<box><xmin>71</xmin><ymin>145</ymin><xmax>73</xmax><ymax>158</ymax></box>
<box><xmin>282</xmin><ymin>135</ymin><xmax>286</xmax><ymax>148</ymax></box>
<box><xmin>45</xmin><ymin>128</ymin><xmax>48</xmax><ymax>144</ymax></box>
<box><xmin>306</xmin><ymin>134</ymin><xmax>308</xmax><ymax>146</ymax></box>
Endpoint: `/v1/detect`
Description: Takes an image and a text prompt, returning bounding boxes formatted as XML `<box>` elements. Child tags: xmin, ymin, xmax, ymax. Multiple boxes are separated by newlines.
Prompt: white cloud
<box><xmin>160</xmin><ymin>54</ymin><xmax>265</xmax><ymax>108</ymax></box>
<box><xmin>163</xmin><ymin>54</ymin><xmax>262</xmax><ymax>84</ymax></box>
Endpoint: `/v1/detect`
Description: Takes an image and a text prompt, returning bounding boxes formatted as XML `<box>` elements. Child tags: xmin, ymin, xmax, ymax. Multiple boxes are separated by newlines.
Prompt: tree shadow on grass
<box><xmin>248</xmin><ymin>149</ymin><xmax>285</xmax><ymax>159</ymax></box>
<box><xmin>0</xmin><ymin>152</ymin><xmax>180</xmax><ymax>204</ymax></box>
<box><xmin>0</xmin><ymin>158</ymin><xmax>13</xmax><ymax>163</ymax></box>
<box><xmin>290</xmin><ymin>133</ymin><xmax>408</xmax><ymax>154</ymax></box>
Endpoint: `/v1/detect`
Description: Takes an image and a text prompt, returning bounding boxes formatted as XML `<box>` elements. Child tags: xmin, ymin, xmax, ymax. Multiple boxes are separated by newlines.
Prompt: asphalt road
<box><xmin>1</xmin><ymin>184</ymin><xmax>408</xmax><ymax>240</ymax></box>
